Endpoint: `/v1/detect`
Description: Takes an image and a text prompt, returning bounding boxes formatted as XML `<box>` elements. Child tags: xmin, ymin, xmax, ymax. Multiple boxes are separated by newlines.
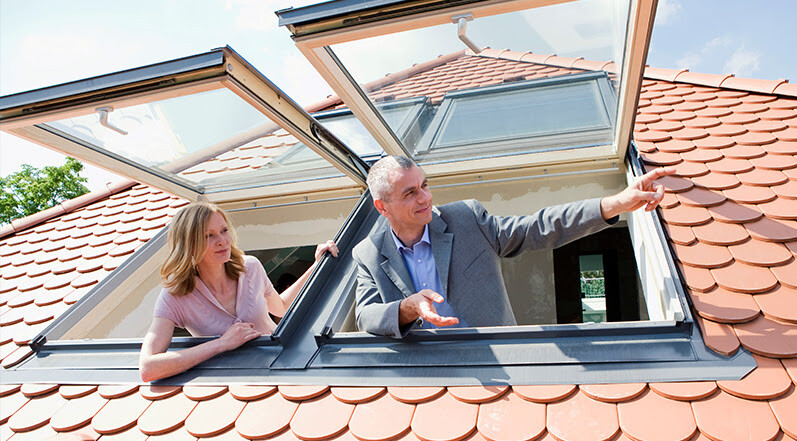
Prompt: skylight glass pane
<box><xmin>42</xmin><ymin>86</ymin><xmax>355</xmax><ymax>191</ymax></box>
<box><xmin>279</xmin><ymin>98</ymin><xmax>427</xmax><ymax>171</ymax></box>
<box><xmin>328</xmin><ymin>0</ymin><xmax>629</xmax><ymax>159</ymax></box>
<box><xmin>433</xmin><ymin>80</ymin><xmax>609</xmax><ymax>148</ymax></box>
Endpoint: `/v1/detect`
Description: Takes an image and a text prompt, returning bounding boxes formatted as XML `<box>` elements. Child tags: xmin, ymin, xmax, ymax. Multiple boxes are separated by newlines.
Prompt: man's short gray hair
<box><xmin>367</xmin><ymin>155</ymin><xmax>417</xmax><ymax>201</ymax></box>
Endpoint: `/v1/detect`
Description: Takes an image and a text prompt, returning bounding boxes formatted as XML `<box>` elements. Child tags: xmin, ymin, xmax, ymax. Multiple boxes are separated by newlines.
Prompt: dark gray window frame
<box><xmin>413</xmin><ymin>71</ymin><xmax>617</xmax><ymax>162</ymax></box>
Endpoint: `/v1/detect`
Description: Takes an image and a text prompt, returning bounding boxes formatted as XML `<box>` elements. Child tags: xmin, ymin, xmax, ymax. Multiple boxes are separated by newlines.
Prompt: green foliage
<box><xmin>580</xmin><ymin>270</ymin><xmax>605</xmax><ymax>298</ymax></box>
<box><xmin>0</xmin><ymin>157</ymin><xmax>90</xmax><ymax>224</ymax></box>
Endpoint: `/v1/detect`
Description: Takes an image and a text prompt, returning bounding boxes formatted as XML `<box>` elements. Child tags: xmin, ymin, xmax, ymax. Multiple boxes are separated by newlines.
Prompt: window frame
<box><xmin>279</xmin><ymin>0</ymin><xmax>657</xmax><ymax>175</ymax></box>
<box><xmin>0</xmin><ymin>46</ymin><xmax>371</xmax><ymax>205</ymax></box>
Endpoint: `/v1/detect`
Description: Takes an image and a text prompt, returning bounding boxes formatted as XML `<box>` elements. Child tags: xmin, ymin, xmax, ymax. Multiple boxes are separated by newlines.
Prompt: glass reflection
<box><xmin>329</xmin><ymin>0</ymin><xmax>629</xmax><ymax>161</ymax></box>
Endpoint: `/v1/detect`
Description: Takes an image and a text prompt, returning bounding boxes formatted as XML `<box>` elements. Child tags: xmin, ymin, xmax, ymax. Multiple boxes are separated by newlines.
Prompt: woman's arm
<box><xmin>138</xmin><ymin>317</ymin><xmax>260</xmax><ymax>382</ymax></box>
<box><xmin>266</xmin><ymin>240</ymin><xmax>339</xmax><ymax>318</ymax></box>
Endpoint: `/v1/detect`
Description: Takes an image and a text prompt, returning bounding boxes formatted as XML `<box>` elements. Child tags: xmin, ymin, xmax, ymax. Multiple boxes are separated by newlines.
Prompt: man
<box><xmin>352</xmin><ymin>155</ymin><xmax>673</xmax><ymax>338</ymax></box>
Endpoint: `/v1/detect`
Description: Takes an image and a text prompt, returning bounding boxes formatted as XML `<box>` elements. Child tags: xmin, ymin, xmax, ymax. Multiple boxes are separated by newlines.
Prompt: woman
<box><xmin>139</xmin><ymin>202</ymin><xmax>338</xmax><ymax>382</ymax></box>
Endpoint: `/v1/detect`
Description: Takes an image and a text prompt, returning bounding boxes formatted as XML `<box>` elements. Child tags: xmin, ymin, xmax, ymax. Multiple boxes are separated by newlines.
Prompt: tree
<box><xmin>0</xmin><ymin>157</ymin><xmax>90</xmax><ymax>224</ymax></box>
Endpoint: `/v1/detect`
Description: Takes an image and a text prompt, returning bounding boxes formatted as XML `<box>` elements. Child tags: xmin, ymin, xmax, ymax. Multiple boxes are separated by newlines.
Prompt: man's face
<box><xmin>376</xmin><ymin>165</ymin><xmax>433</xmax><ymax>231</ymax></box>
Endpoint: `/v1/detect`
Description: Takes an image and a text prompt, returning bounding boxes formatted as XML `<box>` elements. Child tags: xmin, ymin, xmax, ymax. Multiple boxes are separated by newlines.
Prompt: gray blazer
<box><xmin>352</xmin><ymin>198</ymin><xmax>613</xmax><ymax>338</ymax></box>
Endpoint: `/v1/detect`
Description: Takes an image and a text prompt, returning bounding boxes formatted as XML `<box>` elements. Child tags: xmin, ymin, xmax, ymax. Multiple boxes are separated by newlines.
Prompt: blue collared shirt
<box><xmin>391</xmin><ymin>225</ymin><xmax>467</xmax><ymax>329</ymax></box>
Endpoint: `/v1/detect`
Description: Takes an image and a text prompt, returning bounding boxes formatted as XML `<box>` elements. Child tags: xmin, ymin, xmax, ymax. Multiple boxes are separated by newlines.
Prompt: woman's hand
<box><xmin>217</xmin><ymin>321</ymin><xmax>261</xmax><ymax>351</ymax></box>
<box><xmin>315</xmin><ymin>240</ymin><xmax>339</xmax><ymax>261</ymax></box>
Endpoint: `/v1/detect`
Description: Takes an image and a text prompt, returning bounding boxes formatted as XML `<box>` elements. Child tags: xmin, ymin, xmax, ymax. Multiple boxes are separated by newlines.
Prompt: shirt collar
<box><xmin>390</xmin><ymin>224</ymin><xmax>430</xmax><ymax>251</ymax></box>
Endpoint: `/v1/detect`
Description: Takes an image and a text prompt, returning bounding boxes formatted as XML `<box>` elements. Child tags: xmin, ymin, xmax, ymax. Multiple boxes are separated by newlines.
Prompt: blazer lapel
<box><xmin>429</xmin><ymin>213</ymin><xmax>453</xmax><ymax>296</ymax></box>
<box><xmin>379</xmin><ymin>228</ymin><xmax>416</xmax><ymax>297</ymax></box>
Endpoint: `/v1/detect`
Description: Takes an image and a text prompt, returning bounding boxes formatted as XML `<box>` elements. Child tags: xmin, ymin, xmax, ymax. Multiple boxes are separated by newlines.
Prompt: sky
<box><xmin>1</xmin><ymin>0</ymin><xmax>796</xmax><ymax>193</ymax></box>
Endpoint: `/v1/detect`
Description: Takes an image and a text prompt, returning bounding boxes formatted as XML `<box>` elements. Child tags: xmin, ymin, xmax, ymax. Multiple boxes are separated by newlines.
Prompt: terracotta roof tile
<box><xmin>694</xmin><ymin>313</ymin><xmax>740</xmax><ymax>355</ymax></box>
<box><xmin>235</xmin><ymin>392</ymin><xmax>299</xmax><ymax>439</ymax></box>
<box><xmin>659</xmin><ymin>205</ymin><xmax>712</xmax><ymax>226</ymax></box>
<box><xmin>691</xmin><ymin>390</ymin><xmax>780</xmax><ymax>441</ymax></box>
<box><xmin>291</xmin><ymin>392</ymin><xmax>354</xmax><ymax>441</ymax></box>
<box><xmin>673</xmin><ymin>161</ymin><xmax>711</xmax><ymax>177</ymax></box>
<box><xmin>706</xmin><ymin>158</ymin><xmax>754</xmax><ymax>174</ymax></box>
<box><xmin>693</xmin><ymin>135</ymin><xmax>735</xmax><ymax>149</ymax></box>
<box><xmin>0</xmin><ymin>384</ymin><xmax>21</xmax><ymax>397</ymax></box>
<box><xmin>691</xmin><ymin>221</ymin><xmax>749</xmax><ymax>245</ymax></box>
<box><xmin>91</xmin><ymin>390</ymin><xmax>151</xmax><ymax>434</ymax></box>
<box><xmin>680</xmin><ymin>148</ymin><xmax>722</xmax><ymax>163</ymax></box>
<box><xmin>20</xmin><ymin>384</ymin><xmax>59</xmax><ymax>398</ymax></box>
<box><xmin>447</xmin><ymin>386</ymin><xmax>508</xmax><ymax>404</ymax></box>
<box><xmin>95</xmin><ymin>425</ymin><xmax>147</xmax><ymax>440</ymax></box>
<box><xmin>691</xmin><ymin>172</ymin><xmax>741</xmax><ymax>190</ymax></box>
<box><xmin>59</xmin><ymin>385</ymin><xmax>97</xmax><ymax>399</ymax></box>
<box><xmin>137</xmin><ymin>391</ymin><xmax>197</xmax><ymax>436</ymax></box>
<box><xmin>656</xmin><ymin>139</ymin><xmax>697</xmax><ymax>153</ymax></box>
<box><xmin>476</xmin><ymin>391</ymin><xmax>545</xmax><ymax>441</ymax></box>
<box><xmin>185</xmin><ymin>392</ymin><xmax>245</xmax><ymax>438</ymax></box>
<box><xmin>618</xmin><ymin>388</ymin><xmax>697</xmax><ymax>441</ymax></box>
<box><xmin>0</xmin><ymin>389</ymin><xmax>29</xmax><ymax>425</ymax></box>
<box><xmin>672</xmin><ymin>241</ymin><xmax>733</xmax><ymax>268</ymax></box>
<box><xmin>228</xmin><ymin>385</ymin><xmax>277</xmax><ymax>401</ymax></box>
<box><xmin>723</xmin><ymin>185</ymin><xmax>776</xmax><ymax>204</ymax></box>
<box><xmin>728</xmin><ymin>239</ymin><xmax>793</xmax><ymax>266</ymax></box>
<box><xmin>717</xmin><ymin>354</ymin><xmax>792</xmax><ymax>400</ymax></box>
<box><xmin>7</xmin><ymin>390</ymin><xmax>68</xmax><ymax>432</ymax></box>
<box><xmin>711</xmin><ymin>261</ymin><xmax>779</xmax><ymax>293</ymax></box>
<box><xmin>746</xmin><ymin>217</ymin><xmax>797</xmax><ymax>242</ymax></box>
<box><xmin>677</xmin><ymin>187</ymin><xmax>727</xmax><ymax>208</ymax></box>
<box><xmin>688</xmin><ymin>287</ymin><xmax>760</xmax><ymax>323</ymax></box>
<box><xmin>546</xmin><ymin>389</ymin><xmax>618</xmax><ymax>441</ymax></box>
<box><xmin>655</xmin><ymin>175</ymin><xmax>694</xmax><ymax>193</ymax></box>
<box><xmin>388</xmin><ymin>387</ymin><xmax>446</xmax><ymax>404</ymax></box>
<box><xmin>769</xmin><ymin>386</ymin><xmax>797</xmax><ymax>439</ymax></box>
<box><xmin>772</xmin><ymin>181</ymin><xmax>797</xmax><ymax>199</ymax></box>
<box><xmin>511</xmin><ymin>384</ymin><xmax>576</xmax><ymax>403</ymax></box>
<box><xmin>579</xmin><ymin>384</ymin><xmax>646</xmax><ymax>403</ymax></box>
<box><xmin>348</xmin><ymin>392</ymin><xmax>415</xmax><ymax>441</ymax></box>
<box><xmin>648</xmin><ymin>382</ymin><xmax>717</xmax><ymax>401</ymax></box>
<box><xmin>139</xmin><ymin>386</ymin><xmax>181</xmax><ymax>401</ymax></box>
<box><xmin>280</xmin><ymin>385</ymin><xmax>329</xmax><ymax>401</ymax></box>
<box><xmin>770</xmin><ymin>260</ymin><xmax>797</xmax><ymax>289</ymax></box>
<box><xmin>49</xmin><ymin>390</ymin><xmax>107</xmax><ymax>432</ymax></box>
<box><xmin>658</xmin><ymin>192</ymin><xmax>681</xmax><ymax>209</ymax></box>
<box><xmin>330</xmin><ymin>387</ymin><xmax>385</xmax><ymax>404</ymax></box>
<box><xmin>754</xmin><ymin>284</ymin><xmax>797</xmax><ymax>323</ymax></box>
<box><xmin>411</xmin><ymin>392</ymin><xmax>476</xmax><ymax>441</ymax></box>
<box><xmin>734</xmin><ymin>315</ymin><xmax>797</xmax><ymax>357</ymax></box>
<box><xmin>707</xmin><ymin>201</ymin><xmax>763</xmax><ymax>223</ymax></box>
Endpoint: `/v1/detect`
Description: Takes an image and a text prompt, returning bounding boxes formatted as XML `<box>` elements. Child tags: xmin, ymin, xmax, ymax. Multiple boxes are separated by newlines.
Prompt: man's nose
<box><xmin>418</xmin><ymin>187</ymin><xmax>432</xmax><ymax>203</ymax></box>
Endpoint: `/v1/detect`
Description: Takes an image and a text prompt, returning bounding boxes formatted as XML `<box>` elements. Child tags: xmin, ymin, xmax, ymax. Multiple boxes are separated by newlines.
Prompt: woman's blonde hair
<box><xmin>161</xmin><ymin>202</ymin><xmax>245</xmax><ymax>296</ymax></box>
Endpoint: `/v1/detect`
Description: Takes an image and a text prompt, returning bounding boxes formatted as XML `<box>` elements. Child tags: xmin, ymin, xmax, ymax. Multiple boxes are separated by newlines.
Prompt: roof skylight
<box><xmin>281</xmin><ymin>0</ymin><xmax>656</xmax><ymax>172</ymax></box>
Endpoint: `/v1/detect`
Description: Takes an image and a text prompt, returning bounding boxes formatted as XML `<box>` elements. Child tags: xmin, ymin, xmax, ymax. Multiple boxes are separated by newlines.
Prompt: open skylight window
<box><xmin>279</xmin><ymin>0</ymin><xmax>656</xmax><ymax>176</ymax></box>
<box><xmin>0</xmin><ymin>47</ymin><xmax>370</xmax><ymax>205</ymax></box>
<box><xmin>415</xmin><ymin>71</ymin><xmax>616</xmax><ymax>162</ymax></box>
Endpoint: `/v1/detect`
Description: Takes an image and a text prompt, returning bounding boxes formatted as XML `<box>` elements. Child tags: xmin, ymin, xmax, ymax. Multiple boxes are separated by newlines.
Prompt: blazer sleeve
<box><xmin>468</xmin><ymin>198</ymin><xmax>615</xmax><ymax>258</ymax></box>
<box><xmin>353</xmin><ymin>247</ymin><xmax>416</xmax><ymax>338</ymax></box>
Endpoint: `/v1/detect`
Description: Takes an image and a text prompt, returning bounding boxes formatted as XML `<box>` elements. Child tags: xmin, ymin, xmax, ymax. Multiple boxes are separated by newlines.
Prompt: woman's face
<box><xmin>199</xmin><ymin>211</ymin><xmax>232</xmax><ymax>266</ymax></box>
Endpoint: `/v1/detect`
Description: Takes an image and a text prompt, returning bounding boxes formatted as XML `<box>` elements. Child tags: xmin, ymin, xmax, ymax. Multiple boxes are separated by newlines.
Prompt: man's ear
<box><xmin>373</xmin><ymin>199</ymin><xmax>388</xmax><ymax>217</ymax></box>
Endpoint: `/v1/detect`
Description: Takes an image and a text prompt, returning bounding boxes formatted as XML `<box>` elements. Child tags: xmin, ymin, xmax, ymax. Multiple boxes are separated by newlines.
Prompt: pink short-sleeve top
<box><xmin>153</xmin><ymin>255</ymin><xmax>278</xmax><ymax>336</ymax></box>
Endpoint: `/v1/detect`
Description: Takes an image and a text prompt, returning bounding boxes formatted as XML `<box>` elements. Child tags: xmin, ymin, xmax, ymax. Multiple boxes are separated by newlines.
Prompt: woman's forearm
<box><xmin>139</xmin><ymin>338</ymin><xmax>225</xmax><ymax>382</ymax></box>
